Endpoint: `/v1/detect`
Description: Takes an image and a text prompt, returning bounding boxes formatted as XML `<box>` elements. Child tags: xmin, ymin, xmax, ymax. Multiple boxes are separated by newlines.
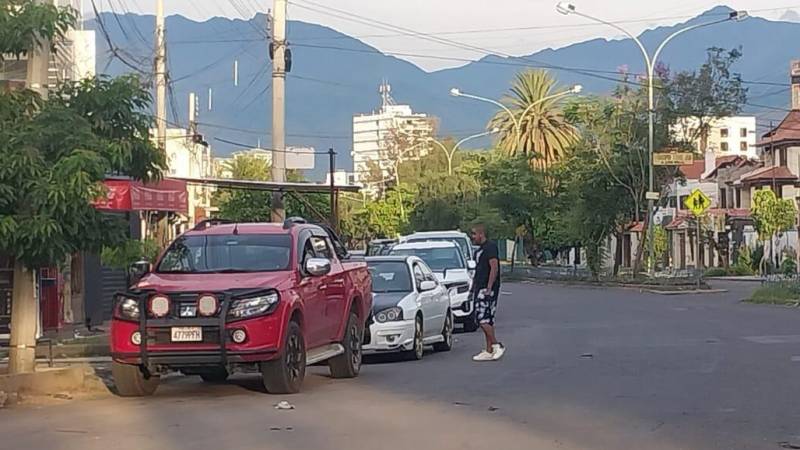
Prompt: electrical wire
<box><xmin>213</xmin><ymin>137</ymin><xmax>329</xmax><ymax>154</ymax></box>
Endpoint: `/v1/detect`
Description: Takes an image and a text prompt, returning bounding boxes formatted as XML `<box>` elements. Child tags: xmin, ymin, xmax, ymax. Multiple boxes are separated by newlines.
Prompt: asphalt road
<box><xmin>3</xmin><ymin>280</ymin><xmax>800</xmax><ymax>450</ymax></box>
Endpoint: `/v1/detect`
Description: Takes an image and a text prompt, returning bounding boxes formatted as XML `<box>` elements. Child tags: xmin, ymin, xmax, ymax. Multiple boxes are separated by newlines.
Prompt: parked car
<box><xmin>110</xmin><ymin>217</ymin><xmax>373</xmax><ymax>396</ymax></box>
<box><xmin>366</xmin><ymin>239</ymin><xmax>397</xmax><ymax>256</ymax></box>
<box><xmin>400</xmin><ymin>231</ymin><xmax>476</xmax><ymax>276</ymax></box>
<box><xmin>364</xmin><ymin>256</ymin><xmax>453</xmax><ymax>359</ymax></box>
<box><xmin>389</xmin><ymin>241</ymin><xmax>478</xmax><ymax>332</ymax></box>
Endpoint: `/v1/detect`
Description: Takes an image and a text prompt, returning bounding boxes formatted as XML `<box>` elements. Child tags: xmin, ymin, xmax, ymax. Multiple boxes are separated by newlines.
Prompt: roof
<box><xmin>184</xmin><ymin>222</ymin><xmax>297</xmax><ymax>236</ymax></box>
<box><xmin>403</xmin><ymin>231</ymin><xmax>468</xmax><ymax>239</ymax></box>
<box><xmin>756</xmin><ymin>110</ymin><xmax>800</xmax><ymax>147</ymax></box>
<box><xmin>679</xmin><ymin>159</ymin><xmax>706</xmax><ymax>180</ymax></box>
<box><xmin>739</xmin><ymin>165</ymin><xmax>798</xmax><ymax>184</ymax></box>
<box><xmin>704</xmin><ymin>155</ymin><xmax>759</xmax><ymax>179</ymax></box>
<box><xmin>391</xmin><ymin>241</ymin><xmax>458</xmax><ymax>250</ymax></box>
<box><xmin>172</xmin><ymin>176</ymin><xmax>361</xmax><ymax>193</ymax></box>
<box><xmin>628</xmin><ymin>222</ymin><xmax>644</xmax><ymax>233</ymax></box>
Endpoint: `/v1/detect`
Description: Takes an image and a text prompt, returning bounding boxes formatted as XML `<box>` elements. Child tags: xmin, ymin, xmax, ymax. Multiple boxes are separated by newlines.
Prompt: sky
<box><xmin>94</xmin><ymin>0</ymin><xmax>800</xmax><ymax>70</ymax></box>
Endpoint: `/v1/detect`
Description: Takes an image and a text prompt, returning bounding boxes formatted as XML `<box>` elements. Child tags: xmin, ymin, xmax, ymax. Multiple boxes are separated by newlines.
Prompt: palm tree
<box><xmin>489</xmin><ymin>70</ymin><xmax>579</xmax><ymax>171</ymax></box>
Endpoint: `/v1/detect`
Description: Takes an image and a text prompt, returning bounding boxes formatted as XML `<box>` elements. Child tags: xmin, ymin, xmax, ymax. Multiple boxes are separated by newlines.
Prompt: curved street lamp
<box><xmin>429</xmin><ymin>128</ymin><xmax>501</xmax><ymax>176</ymax></box>
<box><xmin>556</xmin><ymin>2</ymin><xmax>747</xmax><ymax>273</ymax></box>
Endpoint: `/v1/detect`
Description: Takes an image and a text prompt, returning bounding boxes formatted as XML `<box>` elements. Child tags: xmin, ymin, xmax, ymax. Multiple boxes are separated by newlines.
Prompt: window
<box><xmin>740</xmin><ymin>141</ymin><xmax>748</xmax><ymax>152</ymax></box>
<box><xmin>735</xmin><ymin>189</ymin><xmax>741</xmax><ymax>208</ymax></box>
<box><xmin>418</xmin><ymin>263</ymin><xmax>437</xmax><ymax>282</ymax></box>
<box><xmin>412</xmin><ymin>264</ymin><xmax>425</xmax><ymax>288</ymax></box>
<box><xmin>719</xmin><ymin>189</ymin><xmax>727</xmax><ymax>209</ymax></box>
<box><xmin>720</xmin><ymin>128</ymin><xmax>729</xmax><ymax>138</ymax></box>
<box><xmin>367</xmin><ymin>261</ymin><xmax>413</xmax><ymax>293</ymax></box>
<box><xmin>157</xmin><ymin>234</ymin><xmax>292</xmax><ymax>273</ymax></box>
<box><xmin>780</xmin><ymin>148</ymin><xmax>788</xmax><ymax>166</ymax></box>
<box><xmin>740</xmin><ymin>128</ymin><xmax>748</xmax><ymax>138</ymax></box>
<box><xmin>310</xmin><ymin>236</ymin><xmax>334</xmax><ymax>259</ymax></box>
<box><xmin>679</xmin><ymin>195</ymin><xmax>689</xmax><ymax>210</ymax></box>
<box><xmin>720</xmin><ymin>142</ymin><xmax>729</xmax><ymax>152</ymax></box>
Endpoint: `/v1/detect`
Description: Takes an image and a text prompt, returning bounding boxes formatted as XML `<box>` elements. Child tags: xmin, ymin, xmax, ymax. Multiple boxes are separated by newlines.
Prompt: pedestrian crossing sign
<box><xmin>684</xmin><ymin>189</ymin><xmax>711</xmax><ymax>216</ymax></box>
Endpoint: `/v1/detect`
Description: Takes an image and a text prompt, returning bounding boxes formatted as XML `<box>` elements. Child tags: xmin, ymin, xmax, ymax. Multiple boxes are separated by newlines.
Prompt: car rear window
<box><xmin>390</xmin><ymin>246</ymin><xmax>465</xmax><ymax>271</ymax></box>
<box><xmin>156</xmin><ymin>234</ymin><xmax>292</xmax><ymax>273</ymax></box>
<box><xmin>368</xmin><ymin>261</ymin><xmax>413</xmax><ymax>293</ymax></box>
<box><xmin>407</xmin><ymin>237</ymin><xmax>471</xmax><ymax>261</ymax></box>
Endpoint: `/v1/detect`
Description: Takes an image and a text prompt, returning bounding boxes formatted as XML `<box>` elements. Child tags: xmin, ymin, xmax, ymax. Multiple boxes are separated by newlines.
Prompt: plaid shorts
<box><xmin>473</xmin><ymin>290</ymin><xmax>498</xmax><ymax>326</ymax></box>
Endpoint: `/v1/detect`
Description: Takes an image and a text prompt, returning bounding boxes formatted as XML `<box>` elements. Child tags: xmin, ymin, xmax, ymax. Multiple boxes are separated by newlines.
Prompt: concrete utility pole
<box><xmin>155</xmin><ymin>0</ymin><xmax>167</xmax><ymax>152</ymax></box>
<box><xmin>270</xmin><ymin>0</ymin><xmax>288</xmax><ymax>222</ymax></box>
<box><xmin>9</xmin><ymin>2</ymin><xmax>52</xmax><ymax>374</ymax></box>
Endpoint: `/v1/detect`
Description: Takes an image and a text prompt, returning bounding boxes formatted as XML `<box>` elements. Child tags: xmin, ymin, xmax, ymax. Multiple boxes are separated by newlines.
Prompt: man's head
<box><xmin>470</xmin><ymin>223</ymin><xmax>488</xmax><ymax>245</ymax></box>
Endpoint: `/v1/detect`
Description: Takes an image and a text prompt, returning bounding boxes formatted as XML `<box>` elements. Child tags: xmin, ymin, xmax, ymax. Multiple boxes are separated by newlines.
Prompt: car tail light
<box><xmin>197</xmin><ymin>295</ymin><xmax>219</xmax><ymax>317</ymax></box>
<box><xmin>149</xmin><ymin>295</ymin><xmax>170</xmax><ymax>318</ymax></box>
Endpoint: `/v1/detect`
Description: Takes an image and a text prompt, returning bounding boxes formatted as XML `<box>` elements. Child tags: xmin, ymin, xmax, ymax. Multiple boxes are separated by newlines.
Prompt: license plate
<box><xmin>171</xmin><ymin>327</ymin><xmax>203</xmax><ymax>342</ymax></box>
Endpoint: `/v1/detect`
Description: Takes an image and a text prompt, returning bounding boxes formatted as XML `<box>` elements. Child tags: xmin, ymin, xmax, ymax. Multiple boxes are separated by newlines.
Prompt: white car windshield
<box><xmin>391</xmin><ymin>247</ymin><xmax>464</xmax><ymax>271</ymax></box>
<box><xmin>406</xmin><ymin>237</ymin><xmax>471</xmax><ymax>261</ymax></box>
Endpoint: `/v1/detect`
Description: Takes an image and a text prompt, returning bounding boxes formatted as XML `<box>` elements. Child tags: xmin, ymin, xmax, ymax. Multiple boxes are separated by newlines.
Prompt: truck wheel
<box><xmin>403</xmin><ymin>316</ymin><xmax>424</xmax><ymax>361</ymax></box>
<box><xmin>463</xmin><ymin>311</ymin><xmax>479</xmax><ymax>333</ymax></box>
<box><xmin>112</xmin><ymin>362</ymin><xmax>159</xmax><ymax>397</ymax></box>
<box><xmin>433</xmin><ymin>310</ymin><xmax>454</xmax><ymax>352</ymax></box>
<box><xmin>329</xmin><ymin>312</ymin><xmax>362</xmax><ymax>378</ymax></box>
<box><xmin>261</xmin><ymin>321</ymin><xmax>306</xmax><ymax>394</ymax></box>
<box><xmin>199</xmin><ymin>367</ymin><xmax>229</xmax><ymax>383</ymax></box>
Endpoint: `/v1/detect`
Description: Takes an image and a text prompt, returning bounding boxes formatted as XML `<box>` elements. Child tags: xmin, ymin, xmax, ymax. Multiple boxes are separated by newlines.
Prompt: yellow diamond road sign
<box><xmin>684</xmin><ymin>189</ymin><xmax>711</xmax><ymax>216</ymax></box>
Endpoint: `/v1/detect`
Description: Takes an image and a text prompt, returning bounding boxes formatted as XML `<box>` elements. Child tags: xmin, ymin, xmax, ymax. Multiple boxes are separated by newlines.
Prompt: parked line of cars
<box><xmin>109</xmin><ymin>222</ymin><xmax>476</xmax><ymax>397</ymax></box>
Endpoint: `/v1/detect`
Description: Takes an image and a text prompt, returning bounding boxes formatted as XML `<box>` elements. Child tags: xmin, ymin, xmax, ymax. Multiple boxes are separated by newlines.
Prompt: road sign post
<box><xmin>684</xmin><ymin>189</ymin><xmax>711</xmax><ymax>287</ymax></box>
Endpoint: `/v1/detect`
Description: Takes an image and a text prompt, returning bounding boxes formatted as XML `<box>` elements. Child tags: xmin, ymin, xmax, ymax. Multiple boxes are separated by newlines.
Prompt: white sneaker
<box><xmin>472</xmin><ymin>350</ymin><xmax>494</xmax><ymax>361</ymax></box>
<box><xmin>491</xmin><ymin>344</ymin><xmax>506</xmax><ymax>360</ymax></box>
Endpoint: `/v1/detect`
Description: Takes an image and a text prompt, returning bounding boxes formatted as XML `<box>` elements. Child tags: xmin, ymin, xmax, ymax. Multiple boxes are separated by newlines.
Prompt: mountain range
<box><xmin>90</xmin><ymin>5</ymin><xmax>798</xmax><ymax>178</ymax></box>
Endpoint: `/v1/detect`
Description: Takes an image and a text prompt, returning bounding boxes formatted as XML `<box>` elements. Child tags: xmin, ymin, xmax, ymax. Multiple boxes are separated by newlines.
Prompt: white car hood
<box><xmin>434</xmin><ymin>269</ymin><xmax>470</xmax><ymax>284</ymax></box>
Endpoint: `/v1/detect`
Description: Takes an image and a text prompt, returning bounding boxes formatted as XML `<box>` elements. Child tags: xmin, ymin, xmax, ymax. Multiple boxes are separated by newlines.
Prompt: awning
<box><xmin>93</xmin><ymin>178</ymin><xmax>188</xmax><ymax>213</ymax></box>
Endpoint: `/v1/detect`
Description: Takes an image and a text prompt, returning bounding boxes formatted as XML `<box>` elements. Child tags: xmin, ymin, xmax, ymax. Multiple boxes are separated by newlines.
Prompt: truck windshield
<box><xmin>368</xmin><ymin>261</ymin><xmax>413</xmax><ymax>293</ymax></box>
<box><xmin>390</xmin><ymin>247</ymin><xmax>464</xmax><ymax>271</ymax></box>
<box><xmin>406</xmin><ymin>237</ymin><xmax>471</xmax><ymax>261</ymax></box>
<box><xmin>156</xmin><ymin>234</ymin><xmax>292</xmax><ymax>273</ymax></box>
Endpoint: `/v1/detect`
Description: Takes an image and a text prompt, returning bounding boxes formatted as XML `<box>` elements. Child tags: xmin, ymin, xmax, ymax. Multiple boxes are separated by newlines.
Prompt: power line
<box><xmin>199</xmin><ymin>121</ymin><xmax>351</xmax><ymax>140</ymax></box>
<box><xmin>90</xmin><ymin>0</ymin><xmax>149</xmax><ymax>74</ymax></box>
<box><xmin>213</xmin><ymin>136</ymin><xmax>329</xmax><ymax>153</ymax></box>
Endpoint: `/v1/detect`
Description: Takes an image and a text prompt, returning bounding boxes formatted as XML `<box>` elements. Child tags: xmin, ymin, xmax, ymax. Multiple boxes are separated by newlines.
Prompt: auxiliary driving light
<box><xmin>231</xmin><ymin>329</ymin><xmax>247</xmax><ymax>344</ymax></box>
<box><xmin>149</xmin><ymin>295</ymin><xmax>170</xmax><ymax>318</ymax></box>
<box><xmin>131</xmin><ymin>331</ymin><xmax>142</xmax><ymax>346</ymax></box>
<box><xmin>197</xmin><ymin>295</ymin><xmax>219</xmax><ymax>317</ymax></box>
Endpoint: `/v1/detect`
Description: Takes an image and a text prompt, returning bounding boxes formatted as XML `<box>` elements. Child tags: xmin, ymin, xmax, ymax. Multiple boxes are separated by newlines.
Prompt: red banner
<box><xmin>94</xmin><ymin>179</ymin><xmax>188</xmax><ymax>213</ymax></box>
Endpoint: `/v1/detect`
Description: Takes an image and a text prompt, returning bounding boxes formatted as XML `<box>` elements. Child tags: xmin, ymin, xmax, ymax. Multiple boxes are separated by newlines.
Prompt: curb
<box><xmin>509</xmin><ymin>278</ymin><xmax>713</xmax><ymax>292</ymax></box>
<box><xmin>642</xmin><ymin>288</ymin><xmax>728</xmax><ymax>295</ymax></box>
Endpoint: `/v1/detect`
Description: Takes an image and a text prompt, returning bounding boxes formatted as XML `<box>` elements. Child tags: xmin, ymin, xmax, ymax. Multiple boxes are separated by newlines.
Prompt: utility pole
<box><xmin>155</xmin><ymin>0</ymin><xmax>167</xmax><ymax>152</ymax></box>
<box><xmin>9</xmin><ymin>1</ymin><xmax>52</xmax><ymax>374</ymax></box>
<box><xmin>270</xmin><ymin>0</ymin><xmax>288</xmax><ymax>222</ymax></box>
<box><xmin>329</xmin><ymin>148</ymin><xmax>337</xmax><ymax>230</ymax></box>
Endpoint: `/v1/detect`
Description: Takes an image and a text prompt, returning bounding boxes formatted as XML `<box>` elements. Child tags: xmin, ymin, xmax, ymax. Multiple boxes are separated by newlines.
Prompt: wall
<box><xmin>671</xmin><ymin>116</ymin><xmax>757</xmax><ymax>158</ymax></box>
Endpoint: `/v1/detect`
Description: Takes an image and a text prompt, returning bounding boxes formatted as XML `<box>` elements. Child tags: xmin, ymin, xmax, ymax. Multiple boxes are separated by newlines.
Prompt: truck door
<box><xmin>298</xmin><ymin>237</ymin><xmax>327</xmax><ymax>349</ymax></box>
<box><xmin>310</xmin><ymin>236</ymin><xmax>347</xmax><ymax>343</ymax></box>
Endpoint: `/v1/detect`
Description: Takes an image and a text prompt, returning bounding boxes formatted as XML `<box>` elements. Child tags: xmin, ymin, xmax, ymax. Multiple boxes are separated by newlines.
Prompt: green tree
<box><xmin>0</xmin><ymin>0</ymin><xmax>75</xmax><ymax>59</ymax></box>
<box><xmin>488</xmin><ymin>70</ymin><xmax>579</xmax><ymax>171</ymax></box>
<box><xmin>1</xmin><ymin>75</ymin><xmax>165</xmax><ymax>373</ymax></box>
<box><xmin>751</xmin><ymin>189</ymin><xmax>796</xmax><ymax>275</ymax></box>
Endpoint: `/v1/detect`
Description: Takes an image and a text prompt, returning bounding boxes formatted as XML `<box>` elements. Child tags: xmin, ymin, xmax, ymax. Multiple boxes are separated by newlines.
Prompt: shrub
<box><xmin>781</xmin><ymin>257</ymin><xmax>797</xmax><ymax>277</ymax></box>
<box><xmin>101</xmin><ymin>238</ymin><xmax>160</xmax><ymax>269</ymax></box>
<box><xmin>703</xmin><ymin>267</ymin><xmax>728</xmax><ymax>277</ymax></box>
<box><xmin>749</xmin><ymin>280</ymin><xmax>800</xmax><ymax>305</ymax></box>
<box><xmin>729</xmin><ymin>264</ymin><xmax>754</xmax><ymax>276</ymax></box>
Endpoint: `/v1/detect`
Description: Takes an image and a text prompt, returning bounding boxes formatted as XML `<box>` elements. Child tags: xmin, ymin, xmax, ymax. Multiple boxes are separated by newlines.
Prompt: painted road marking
<box><xmin>743</xmin><ymin>335</ymin><xmax>800</xmax><ymax>344</ymax></box>
<box><xmin>791</xmin><ymin>356</ymin><xmax>800</xmax><ymax>362</ymax></box>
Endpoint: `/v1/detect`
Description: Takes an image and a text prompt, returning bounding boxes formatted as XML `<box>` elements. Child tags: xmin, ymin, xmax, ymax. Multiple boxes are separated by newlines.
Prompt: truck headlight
<box><xmin>375</xmin><ymin>307</ymin><xmax>403</xmax><ymax>323</ymax></box>
<box><xmin>115</xmin><ymin>297</ymin><xmax>140</xmax><ymax>321</ymax></box>
<box><xmin>228</xmin><ymin>291</ymin><xmax>280</xmax><ymax>320</ymax></box>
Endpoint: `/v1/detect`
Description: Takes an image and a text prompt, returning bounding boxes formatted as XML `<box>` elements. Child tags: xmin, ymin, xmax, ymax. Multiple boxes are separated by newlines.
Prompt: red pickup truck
<box><xmin>110</xmin><ymin>218</ymin><xmax>372</xmax><ymax>396</ymax></box>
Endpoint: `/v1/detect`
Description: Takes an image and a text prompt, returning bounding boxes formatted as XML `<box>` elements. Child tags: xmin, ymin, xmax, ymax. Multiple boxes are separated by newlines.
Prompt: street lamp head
<box><xmin>556</xmin><ymin>2</ymin><xmax>576</xmax><ymax>15</ymax></box>
<box><xmin>450</xmin><ymin>88</ymin><xmax>461</xmax><ymax>97</ymax></box>
<box><xmin>571</xmin><ymin>84</ymin><xmax>583</xmax><ymax>94</ymax></box>
<box><xmin>730</xmin><ymin>10</ymin><xmax>749</xmax><ymax>21</ymax></box>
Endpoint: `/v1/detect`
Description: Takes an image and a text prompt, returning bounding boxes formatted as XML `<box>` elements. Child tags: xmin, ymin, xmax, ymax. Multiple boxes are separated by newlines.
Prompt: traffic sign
<box><xmin>654</xmin><ymin>152</ymin><xmax>694</xmax><ymax>166</ymax></box>
<box><xmin>684</xmin><ymin>189</ymin><xmax>711</xmax><ymax>216</ymax></box>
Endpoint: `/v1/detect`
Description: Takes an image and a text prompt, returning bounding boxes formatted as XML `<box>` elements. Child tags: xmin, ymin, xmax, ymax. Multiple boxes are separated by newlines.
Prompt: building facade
<box><xmin>671</xmin><ymin>116</ymin><xmax>757</xmax><ymax>159</ymax></box>
<box><xmin>352</xmin><ymin>82</ymin><xmax>435</xmax><ymax>194</ymax></box>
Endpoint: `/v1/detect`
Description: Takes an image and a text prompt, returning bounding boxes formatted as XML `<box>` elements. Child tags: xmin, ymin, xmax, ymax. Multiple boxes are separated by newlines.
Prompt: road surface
<box><xmin>3</xmin><ymin>280</ymin><xmax>799</xmax><ymax>450</ymax></box>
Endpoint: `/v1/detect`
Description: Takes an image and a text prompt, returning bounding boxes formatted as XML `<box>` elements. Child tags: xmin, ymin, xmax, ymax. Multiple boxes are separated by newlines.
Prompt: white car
<box><xmin>364</xmin><ymin>256</ymin><xmax>454</xmax><ymax>359</ymax></box>
<box><xmin>389</xmin><ymin>241</ymin><xmax>478</xmax><ymax>332</ymax></box>
<box><xmin>400</xmin><ymin>231</ymin><xmax>476</xmax><ymax>270</ymax></box>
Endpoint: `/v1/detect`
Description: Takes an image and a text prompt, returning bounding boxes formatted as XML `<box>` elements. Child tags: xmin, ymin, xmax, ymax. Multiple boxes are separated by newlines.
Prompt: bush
<box><xmin>781</xmin><ymin>257</ymin><xmax>797</xmax><ymax>277</ymax></box>
<box><xmin>703</xmin><ymin>267</ymin><xmax>728</xmax><ymax>277</ymax></box>
<box><xmin>749</xmin><ymin>281</ymin><xmax>800</xmax><ymax>306</ymax></box>
<box><xmin>729</xmin><ymin>263</ymin><xmax>754</xmax><ymax>276</ymax></box>
<box><xmin>101</xmin><ymin>238</ymin><xmax>160</xmax><ymax>269</ymax></box>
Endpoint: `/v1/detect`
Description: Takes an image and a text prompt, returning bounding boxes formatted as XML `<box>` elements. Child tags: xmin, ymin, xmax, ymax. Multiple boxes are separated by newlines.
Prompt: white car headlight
<box><xmin>228</xmin><ymin>292</ymin><xmax>280</xmax><ymax>320</ymax></box>
<box><xmin>375</xmin><ymin>306</ymin><xmax>403</xmax><ymax>323</ymax></box>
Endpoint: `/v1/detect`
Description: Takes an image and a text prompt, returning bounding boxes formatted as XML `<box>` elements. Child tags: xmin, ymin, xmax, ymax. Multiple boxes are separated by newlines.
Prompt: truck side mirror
<box><xmin>305</xmin><ymin>258</ymin><xmax>331</xmax><ymax>277</ymax></box>
<box><xmin>129</xmin><ymin>260</ymin><xmax>151</xmax><ymax>284</ymax></box>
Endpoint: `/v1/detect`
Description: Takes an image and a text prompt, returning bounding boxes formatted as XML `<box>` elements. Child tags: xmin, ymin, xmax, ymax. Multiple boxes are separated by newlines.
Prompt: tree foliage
<box><xmin>489</xmin><ymin>70</ymin><xmax>579</xmax><ymax>170</ymax></box>
<box><xmin>751</xmin><ymin>189</ymin><xmax>796</xmax><ymax>274</ymax></box>
<box><xmin>0</xmin><ymin>76</ymin><xmax>165</xmax><ymax>269</ymax></box>
<box><xmin>0</xmin><ymin>0</ymin><xmax>76</xmax><ymax>59</ymax></box>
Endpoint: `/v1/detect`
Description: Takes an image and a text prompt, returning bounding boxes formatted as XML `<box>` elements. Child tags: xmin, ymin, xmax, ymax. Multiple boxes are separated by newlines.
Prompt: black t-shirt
<box><xmin>473</xmin><ymin>240</ymin><xmax>500</xmax><ymax>293</ymax></box>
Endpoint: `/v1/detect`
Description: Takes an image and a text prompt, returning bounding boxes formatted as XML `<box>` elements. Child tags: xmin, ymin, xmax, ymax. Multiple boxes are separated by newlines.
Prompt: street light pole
<box><xmin>450</xmin><ymin>88</ymin><xmax>521</xmax><ymax>144</ymax></box>
<box><xmin>556</xmin><ymin>3</ymin><xmax>747</xmax><ymax>274</ymax></box>
<box><xmin>430</xmin><ymin>128</ymin><xmax>501</xmax><ymax>175</ymax></box>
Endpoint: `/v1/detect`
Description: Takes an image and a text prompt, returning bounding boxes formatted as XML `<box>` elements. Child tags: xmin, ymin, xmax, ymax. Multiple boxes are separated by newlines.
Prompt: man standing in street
<box><xmin>470</xmin><ymin>223</ymin><xmax>505</xmax><ymax>361</ymax></box>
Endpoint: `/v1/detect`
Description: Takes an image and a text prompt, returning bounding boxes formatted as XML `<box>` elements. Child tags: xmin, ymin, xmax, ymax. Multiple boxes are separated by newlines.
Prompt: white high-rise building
<box><xmin>671</xmin><ymin>116</ymin><xmax>757</xmax><ymax>159</ymax></box>
<box><xmin>352</xmin><ymin>82</ymin><xmax>435</xmax><ymax>193</ymax></box>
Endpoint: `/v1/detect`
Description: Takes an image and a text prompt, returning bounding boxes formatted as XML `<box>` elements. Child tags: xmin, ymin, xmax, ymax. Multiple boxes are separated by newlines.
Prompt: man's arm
<box><xmin>487</xmin><ymin>258</ymin><xmax>498</xmax><ymax>293</ymax></box>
